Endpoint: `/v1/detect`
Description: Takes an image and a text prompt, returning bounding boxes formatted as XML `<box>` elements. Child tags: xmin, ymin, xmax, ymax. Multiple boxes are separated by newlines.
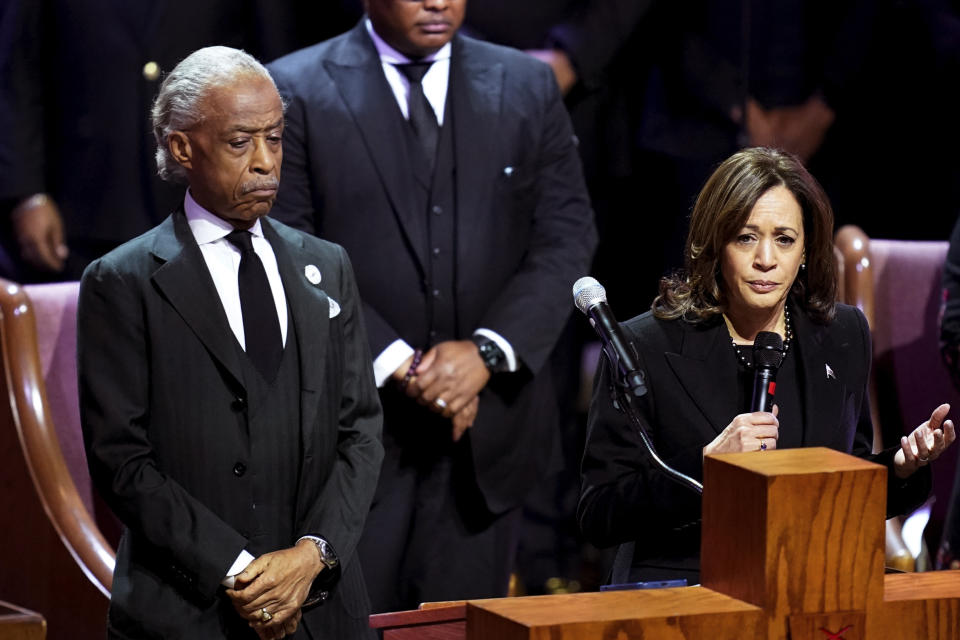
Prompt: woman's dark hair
<box><xmin>653</xmin><ymin>147</ymin><xmax>837</xmax><ymax>324</ymax></box>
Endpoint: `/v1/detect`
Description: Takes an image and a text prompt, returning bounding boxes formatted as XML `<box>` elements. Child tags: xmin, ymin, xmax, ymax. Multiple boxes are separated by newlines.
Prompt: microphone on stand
<box><xmin>572</xmin><ymin>277</ymin><xmax>646</xmax><ymax>397</ymax></box>
<box><xmin>572</xmin><ymin>276</ymin><xmax>702</xmax><ymax>495</ymax></box>
<box><xmin>750</xmin><ymin>332</ymin><xmax>784</xmax><ymax>413</ymax></box>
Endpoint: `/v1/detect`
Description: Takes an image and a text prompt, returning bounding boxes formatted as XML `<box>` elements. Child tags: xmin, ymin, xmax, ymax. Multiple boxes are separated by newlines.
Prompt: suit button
<box><xmin>432</xmin><ymin>289</ymin><xmax>440</xmax><ymax>298</ymax></box>
<box><xmin>432</xmin><ymin>205</ymin><xmax>442</xmax><ymax>216</ymax></box>
<box><xmin>233</xmin><ymin>462</ymin><xmax>246</xmax><ymax>477</ymax></box>
<box><xmin>232</xmin><ymin>396</ymin><xmax>246</xmax><ymax>412</ymax></box>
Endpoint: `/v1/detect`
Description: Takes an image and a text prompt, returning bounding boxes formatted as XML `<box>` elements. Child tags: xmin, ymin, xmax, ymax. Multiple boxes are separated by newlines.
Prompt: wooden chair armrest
<box><xmin>0</xmin><ymin>279</ymin><xmax>114</xmax><ymax>595</ymax></box>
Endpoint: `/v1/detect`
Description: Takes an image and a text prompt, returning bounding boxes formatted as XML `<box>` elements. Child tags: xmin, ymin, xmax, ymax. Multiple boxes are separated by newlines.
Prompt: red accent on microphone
<box><xmin>768</xmin><ymin>381</ymin><xmax>777</xmax><ymax>396</ymax></box>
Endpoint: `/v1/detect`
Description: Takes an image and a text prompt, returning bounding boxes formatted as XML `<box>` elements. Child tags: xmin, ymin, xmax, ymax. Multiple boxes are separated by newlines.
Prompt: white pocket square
<box><xmin>328</xmin><ymin>297</ymin><xmax>341</xmax><ymax>318</ymax></box>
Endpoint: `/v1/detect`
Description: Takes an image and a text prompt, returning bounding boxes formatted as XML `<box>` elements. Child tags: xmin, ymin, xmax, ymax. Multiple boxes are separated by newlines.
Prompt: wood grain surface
<box><xmin>466</xmin><ymin>587</ymin><xmax>763</xmax><ymax>639</ymax></box>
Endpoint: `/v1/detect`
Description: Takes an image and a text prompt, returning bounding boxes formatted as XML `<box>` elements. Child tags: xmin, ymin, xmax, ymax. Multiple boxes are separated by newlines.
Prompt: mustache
<box><xmin>241</xmin><ymin>178</ymin><xmax>279</xmax><ymax>194</ymax></box>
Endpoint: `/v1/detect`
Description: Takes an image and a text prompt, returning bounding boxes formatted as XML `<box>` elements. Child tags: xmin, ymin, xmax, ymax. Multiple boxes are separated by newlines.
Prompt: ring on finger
<box><xmin>259</xmin><ymin>608</ymin><xmax>273</xmax><ymax>623</ymax></box>
<box><xmin>434</xmin><ymin>398</ymin><xmax>447</xmax><ymax>410</ymax></box>
<box><xmin>759</xmin><ymin>439</ymin><xmax>767</xmax><ymax>451</ymax></box>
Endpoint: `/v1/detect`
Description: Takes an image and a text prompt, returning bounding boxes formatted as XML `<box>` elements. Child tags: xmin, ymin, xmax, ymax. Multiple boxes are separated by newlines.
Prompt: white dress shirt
<box><xmin>184</xmin><ymin>191</ymin><xmax>287</xmax><ymax>585</ymax></box>
<box><xmin>185</xmin><ymin>190</ymin><xmax>288</xmax><ymax>349</ymax></box>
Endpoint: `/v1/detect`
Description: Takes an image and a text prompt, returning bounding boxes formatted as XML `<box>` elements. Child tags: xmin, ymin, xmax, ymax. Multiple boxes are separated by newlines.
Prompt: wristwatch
<box><xmin>300</xmin><ymin>536</ymin><xmax>341</xmax><ymax>606</ymax></box>
<box><xmin>471</xmin><ymin>335</ymin><xmax>508</xmax><ymax>373</ymax></box>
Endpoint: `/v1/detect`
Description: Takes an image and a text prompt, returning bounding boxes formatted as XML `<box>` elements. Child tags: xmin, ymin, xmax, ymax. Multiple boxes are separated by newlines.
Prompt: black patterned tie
<box><xmin>396</xmin><ymin>61</ymin><xmax>439</xmax><ymax>169</ymax></box>
<box><xmin>225</xmin><ymin>230</ymin><xmax>283</xmax><ymax>380</ymax></box>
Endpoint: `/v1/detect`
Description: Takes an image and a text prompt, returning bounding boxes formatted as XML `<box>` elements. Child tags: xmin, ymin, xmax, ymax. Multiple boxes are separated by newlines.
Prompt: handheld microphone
<box><xmin>572</xmin><ymin>277</ymin><xmax>646</xmax><ymax>396</ymax></box>
<box><xmin>750</xmin><ymin>331</ymin><xmax>784</xmax><ymax>412</ymax></box>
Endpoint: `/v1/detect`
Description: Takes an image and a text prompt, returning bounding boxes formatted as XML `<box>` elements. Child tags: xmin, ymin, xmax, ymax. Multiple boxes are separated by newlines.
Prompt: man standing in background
<box><xmin>268</xmin><ymin>0</ymin><xmax>596</xmax><ymax>613</ymax></box>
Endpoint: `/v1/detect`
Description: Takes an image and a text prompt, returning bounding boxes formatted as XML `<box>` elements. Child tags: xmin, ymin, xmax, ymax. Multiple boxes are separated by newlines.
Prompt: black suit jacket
<box><xmin>578</xmin><ymin>303</ymin><xmax>931</xmax><ymax>578</ymax></box>
<box><xmin>267</xmin><ymin>23</ymin><xmax>596</xmax><ymax>512</ymax></box>
<box><xmin>78</xmin><ymin>210</ymin><xmax>383</xmax><ymax>638</ymax></box>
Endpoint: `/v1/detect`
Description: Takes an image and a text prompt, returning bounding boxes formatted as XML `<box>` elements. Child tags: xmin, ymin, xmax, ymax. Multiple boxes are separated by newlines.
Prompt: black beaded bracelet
<box><xmin>399</xmin><ymin>348</ymin><xmax>423</xmax><ymax>391</ymax></box>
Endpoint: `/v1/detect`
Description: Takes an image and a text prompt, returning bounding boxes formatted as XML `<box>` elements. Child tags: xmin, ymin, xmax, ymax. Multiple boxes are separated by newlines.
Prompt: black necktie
<box><xmin>396</xmin><ymin>62</ymin><xmax>439</xmax><ymax>169</ymax></box>
<box><xmin>225</xmin><ymin>230</ymin><xmax>283</xmax><ymax>380</ymax></box>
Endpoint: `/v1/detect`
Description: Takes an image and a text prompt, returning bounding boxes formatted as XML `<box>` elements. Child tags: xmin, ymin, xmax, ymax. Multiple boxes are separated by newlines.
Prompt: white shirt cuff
<box><xmin>374</xmin><ymin>339</ymin><xmax>416</xmax><ymax>387</ymax></box>
<box><xmin>474</xmin><ymin>328</ymin><xmax>518</xmax><ymax>372</ymax></box>
<box><xmin>222</xmin><ymin>549</ymin><xmax>255</xmax><ymax>588</ymax></box>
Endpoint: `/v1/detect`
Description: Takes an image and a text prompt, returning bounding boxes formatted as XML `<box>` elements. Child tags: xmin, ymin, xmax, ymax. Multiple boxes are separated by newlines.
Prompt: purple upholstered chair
<box><xmin>835</xmin><ymin>226</ymin><xmax>960</xmax><ymax>570</ymax></box>
<box><xmin>0</xmin><ymin>278</ymin><xmax>119</xmax><ymax>637</ymax></box>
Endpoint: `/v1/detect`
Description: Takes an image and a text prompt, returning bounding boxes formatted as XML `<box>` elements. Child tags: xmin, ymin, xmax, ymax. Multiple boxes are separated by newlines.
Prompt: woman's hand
<box><xmin>894</xmin><ymin>403</ymin><xmax>956</xmax><ymax>479</ymax></box>
<box><xmin>704</xmin><ymin>405</ymin><xmax>780</xmax><ymax>456</ymax></box>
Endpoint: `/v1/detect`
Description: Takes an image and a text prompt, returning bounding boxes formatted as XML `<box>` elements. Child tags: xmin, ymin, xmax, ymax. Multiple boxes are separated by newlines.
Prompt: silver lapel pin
<box><xmin>304</xmin><ymin>264</ymin><xmax>321</xmax><ymax>285</ymax></box>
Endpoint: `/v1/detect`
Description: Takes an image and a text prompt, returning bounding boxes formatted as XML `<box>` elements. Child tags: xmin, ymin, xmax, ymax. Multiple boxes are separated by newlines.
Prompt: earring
<box><xmin>800</xmin><ymin>263</ymin><xmax>807</xmax><ymax>270</ymax></box>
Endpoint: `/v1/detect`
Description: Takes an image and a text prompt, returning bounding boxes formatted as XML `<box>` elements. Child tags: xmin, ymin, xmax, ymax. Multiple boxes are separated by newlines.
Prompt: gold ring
<box><xmin>259</xmin><ymin>608</ymin><xmax>272</xmax><ymax>623</ymax></box>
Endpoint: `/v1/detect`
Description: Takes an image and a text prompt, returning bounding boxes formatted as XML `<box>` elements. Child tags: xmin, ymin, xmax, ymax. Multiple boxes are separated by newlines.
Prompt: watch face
<box><xmin>318</xmin><ymin>540</ymin><xmax>339</xmax><ymax>567</ymax></box>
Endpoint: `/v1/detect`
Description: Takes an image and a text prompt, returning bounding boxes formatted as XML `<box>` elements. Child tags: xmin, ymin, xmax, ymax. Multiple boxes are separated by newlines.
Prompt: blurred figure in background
<box><xmin>0</xmin><ymin>0</ymin><xmax>346</xmax><ymax>282</ymax></box>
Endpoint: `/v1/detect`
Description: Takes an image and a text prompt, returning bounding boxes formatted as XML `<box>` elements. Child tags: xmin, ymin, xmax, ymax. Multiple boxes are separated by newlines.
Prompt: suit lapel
<box><xmin>792</xmin><ymin>308</ymin><xmax>846</xmax><ymax>446</ymax></box>
<box><xmin>263</xmin><ymin>219</ymin><xmax>330</xmax><ymax>443</ymax></box>
<box><xmin>150</xmin><ymin>209</ymin><xmax>245</xmax><ymax>390</ymax></box>
<box><xmin>665</xmin><ymin>319</ymin><xmax>740</xmax><ymax>434</ymax></box>
<box><xmin>450</xmin><ymin>36</ymin><xmax>503</xmax><ymax>255</ymax></box>
<box><xmin>325</xmin><ymin>24</ymin><xmax>429</xmax><ymax>271</ymax></box>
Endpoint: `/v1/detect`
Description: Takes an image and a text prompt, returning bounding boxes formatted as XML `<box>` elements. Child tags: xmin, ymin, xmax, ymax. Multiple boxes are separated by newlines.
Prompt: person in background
<box><xmin>0</xmin><ymin>0</ymin><xmax>344</xmax><ymax>282</ymax></box>
<box><xmin>937</xmin><ymin>212</ymin><xmax>960</xmax><ymax>570</ymax></box>
<box><xmin>267</xmin><ymin>0</ymin><xmax>596</xmax><ymax>612</ymax></box>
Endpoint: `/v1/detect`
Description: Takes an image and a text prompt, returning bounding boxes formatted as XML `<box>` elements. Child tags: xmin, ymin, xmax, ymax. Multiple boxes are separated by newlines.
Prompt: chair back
<box><xmin>835</xmin><ymin>229</ymin><xmax>960</xmax><ymax>558</ymax></box>
<box><xmin>0</xmin><ymin>279</ymin><xmax>117</xmax><ymax>596</ymax></box>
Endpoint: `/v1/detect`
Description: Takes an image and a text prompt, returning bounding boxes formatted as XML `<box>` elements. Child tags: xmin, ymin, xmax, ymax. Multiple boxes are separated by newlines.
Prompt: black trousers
<box><xmin>357</xmin><ymin>405</ymin><xmax>521</xmax><ymax>614</ymax></box>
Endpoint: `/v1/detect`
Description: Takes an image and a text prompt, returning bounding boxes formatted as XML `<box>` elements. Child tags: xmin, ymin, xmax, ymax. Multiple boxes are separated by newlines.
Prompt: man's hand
<box><xmin>526</xmin><ymin>49</ymin><xmax>578</xmax><ymax>95</ymax></box>
<box><xmin>452</xmin><ymin>396</ymin><xmax>479</xmax><ymax>442</ymax></box>
<box><xmin>744</xmin><ymin>98</ymin><xmax>778</xmax><ymax>149</ymax></box>
<box><xmin>11</xmin><ymin>194</ymin><xmax>68</xmax><ymax>272</ymax></box>
<box><xmin>226</xmin><ymin>540</ymin><xmax>323</xmax><ymax>637</ymax></box>
<box><xmin>765</xmin><ymin>96</ymin><xmax>835</xmax><ymax>163</ymax></box>
<box><xmin>247</xmin><ymin>610</ymin><xmax>301</xmax><ymax>640</ymax></box>
<box><xmin>392</xmin><ymin>352</ymin><xmax>417</xmax><ymax>391</ymax></box>
<box><xmin>415</xmin><ymin>340</ymin><xmax>490</xmax><ymax>419</ymax></box>
<box><xmin>745</xmin><ymin>96</ymin><xmax>835</xmax><ymax>163</ymax></box>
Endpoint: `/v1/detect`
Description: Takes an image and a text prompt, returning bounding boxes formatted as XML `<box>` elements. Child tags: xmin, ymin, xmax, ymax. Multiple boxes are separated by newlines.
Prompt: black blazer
<box><xmin>578</xmin><ymin>303</ymin><xmax>930</xmax><ymax>580</ymax></box>
<box><xmin>78</xmin><ymin>210</ymin><xmax>383</xmax><ymax>638</ymax></box>
<box><xmin>267</xmin><ymin>23</ymin><xmax>597</xmax><ymax>512</ymax></box>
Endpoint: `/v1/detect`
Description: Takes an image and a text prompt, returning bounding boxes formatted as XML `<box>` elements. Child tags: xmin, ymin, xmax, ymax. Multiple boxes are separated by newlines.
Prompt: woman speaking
<box><xmin>578</xmin><ymin>147</ymin><xmax>956</xmax><ymax>584</ymax></box>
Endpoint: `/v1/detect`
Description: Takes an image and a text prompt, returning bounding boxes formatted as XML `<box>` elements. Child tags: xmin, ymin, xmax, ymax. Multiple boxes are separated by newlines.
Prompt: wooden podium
<box><xmin>370</xmin><ymin>448</ymin><xmax>960</xmax><ymax>639</ymax></box>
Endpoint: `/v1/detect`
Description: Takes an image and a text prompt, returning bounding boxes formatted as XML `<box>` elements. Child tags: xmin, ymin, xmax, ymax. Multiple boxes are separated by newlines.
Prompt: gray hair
<box><xmin>151</xmin><ymin>46</ymin><xmax>280</xmax><ymax>183</ymax></box>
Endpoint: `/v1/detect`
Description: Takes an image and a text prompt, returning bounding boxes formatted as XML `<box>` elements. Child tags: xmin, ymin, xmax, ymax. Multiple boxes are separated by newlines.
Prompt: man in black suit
<box><xmin>78</xmin><ymin>46</ymin><xmax>382</xmax><ymax>639</ymax></box>
<box><xmin>267</xmin><ymin>0</ymin><xmax>596</xmax><ymax>612</ymax></box>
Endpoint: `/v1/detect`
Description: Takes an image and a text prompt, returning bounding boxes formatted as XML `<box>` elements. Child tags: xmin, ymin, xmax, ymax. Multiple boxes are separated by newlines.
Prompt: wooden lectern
<box><xmin>371</xmin><ymin>448</ymin><xmax>960</xmax><ymax>639</ymax></box>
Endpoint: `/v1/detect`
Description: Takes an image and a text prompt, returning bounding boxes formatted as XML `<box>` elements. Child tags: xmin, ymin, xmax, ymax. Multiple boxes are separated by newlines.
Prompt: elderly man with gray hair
<box><xmin>78</xmin><ymin>46</ymin><xmax>383</xmax><ymax>639</ymax></box>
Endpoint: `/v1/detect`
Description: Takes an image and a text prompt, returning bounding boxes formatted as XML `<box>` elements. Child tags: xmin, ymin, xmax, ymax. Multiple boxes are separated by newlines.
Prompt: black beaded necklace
<box><xmin>730</xmin><ymin>306</ymin><xmax>793</xmax><ymax>369</ymax></box>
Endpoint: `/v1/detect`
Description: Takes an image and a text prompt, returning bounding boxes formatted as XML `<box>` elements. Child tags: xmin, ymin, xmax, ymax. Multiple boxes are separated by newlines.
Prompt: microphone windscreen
<box><xmin>752</xmin><ymin>331</ymin><xmax>784</xmax><ymax>368</ymax></box>
<box><xmin>573</xmin><ymin>276</ymin><xmax>606</xmax><ymax>315</ymax></box>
